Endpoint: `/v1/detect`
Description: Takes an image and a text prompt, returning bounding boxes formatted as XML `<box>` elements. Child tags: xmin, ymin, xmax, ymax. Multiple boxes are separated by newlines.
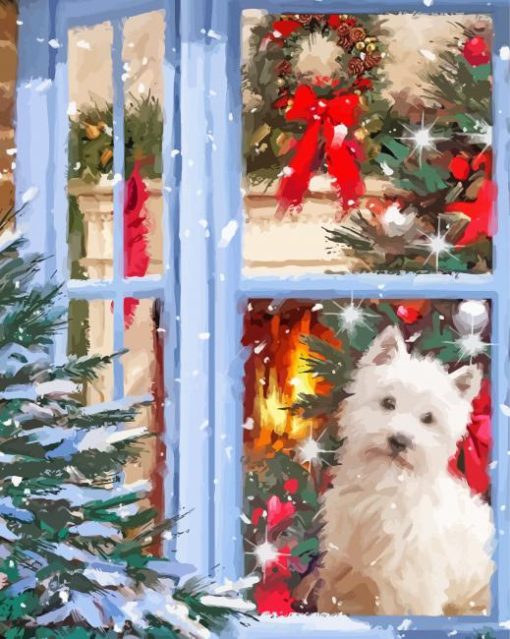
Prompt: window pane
<box><xmin>123</xmin><ymin>11</ymin><xmax>165</xmax><ymax>278</ymax></box>
<box><xmin>242</xmin><ymin>12</ymin><xmax>493</xmax><ymax>276</ymax></box>
<box><xmin>242</xmin><ymin>298</ymin><xmax>493</xmax><ymax>615</ymax></box>
<box><xmin>122</xmin><ymin>298</ymin><xmax>165</xmax><ymax>498</ymax></box>
<box><xmin>67</xmin><ymin>21</ymin><xmax>114</xmax><ymax>280</ymax></box>
<box><xmin>68</xmin><ymin>298</ymin><xmax>114</xmax><ymax>403</ymax></box>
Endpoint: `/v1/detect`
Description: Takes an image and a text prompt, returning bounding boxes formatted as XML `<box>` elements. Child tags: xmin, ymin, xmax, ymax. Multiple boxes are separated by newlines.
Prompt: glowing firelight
<box><xmin>397</xmin><ymin>112</ymin><xmax>448</xmax><ymax>166</ymax></box>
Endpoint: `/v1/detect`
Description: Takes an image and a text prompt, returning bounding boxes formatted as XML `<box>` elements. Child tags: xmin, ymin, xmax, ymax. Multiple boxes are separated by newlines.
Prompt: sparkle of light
<box><xmin>339</xmin><ymin>303</ymin><xmax>365</xmax><ymax>334</ymax></box>
<box><xmin>397</xmin><ymin>112</ymin><xmax>448</xmax><ymax>166</ymax></box>
<box><xmin>413</xmin><ymin>127</ymin><xmax>433</xmax><ymax>149</ymax></box>
<box><xmin>427</xmin><ymin>234</ymin><xmax>451</xmax><ymax>256</ymax></box>
<box><xmin>456</xmin><ymin>332</ymin><xmax>487</xmax><ymax>359</ymax></box>
<box><xmin>297</xmin><ymin>437</ymin><xmax>322</xmax><ymax>464</ymax></box>
<box><xmin>254</xmin><ymin>541</ymin><xmax>279</xmax><ymax>569</ymax></box>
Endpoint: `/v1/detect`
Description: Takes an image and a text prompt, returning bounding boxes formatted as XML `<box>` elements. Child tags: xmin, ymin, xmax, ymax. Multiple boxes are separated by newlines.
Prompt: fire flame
<box><xmin>250</xmin><ymin>309</ymin><xmax>323</xmax><ymax>447</ymax></box>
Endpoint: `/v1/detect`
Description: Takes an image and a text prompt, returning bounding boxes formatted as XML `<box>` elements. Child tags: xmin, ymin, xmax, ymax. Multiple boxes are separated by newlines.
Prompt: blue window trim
<box><xmin>14</xmin><ymin>0</ymin><xmax>510</xmax><ymax>637</ymax></box>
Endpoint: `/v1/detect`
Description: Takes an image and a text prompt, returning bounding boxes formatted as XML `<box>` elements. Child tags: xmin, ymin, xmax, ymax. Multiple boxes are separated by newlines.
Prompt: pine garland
<box><xmin>68</xmin><ymin>94</ymin><xmax>163</xmax><ymax>183</ymax></box>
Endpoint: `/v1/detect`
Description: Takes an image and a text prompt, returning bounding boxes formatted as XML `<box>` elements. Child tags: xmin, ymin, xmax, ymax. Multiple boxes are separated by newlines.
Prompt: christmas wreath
<box><xmin>243</xmin><ymin>14</ymin><xmax>385</xmax><ymax>215</ymax></box>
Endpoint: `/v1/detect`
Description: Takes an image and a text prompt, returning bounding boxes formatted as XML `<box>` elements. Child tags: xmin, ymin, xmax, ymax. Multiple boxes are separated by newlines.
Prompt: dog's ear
<box><xmin>450</xmin><ymin>364</ymin><xmax>483</xmax><ymax>402</ymax></box>
<box><xmin>359</xmin><ymin>325</ymin><xmax>408</xmax><ymax>367</ymax></box>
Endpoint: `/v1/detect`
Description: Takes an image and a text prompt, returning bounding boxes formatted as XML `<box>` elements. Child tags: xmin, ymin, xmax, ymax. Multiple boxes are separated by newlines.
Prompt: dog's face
<box><xmin>339</xmin><ymin>326</ymin><xmax>482</xmax><ymax>477</ymax></box>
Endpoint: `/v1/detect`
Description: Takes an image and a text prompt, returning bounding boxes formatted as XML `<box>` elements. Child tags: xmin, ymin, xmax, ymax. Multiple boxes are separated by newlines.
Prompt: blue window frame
<box><xmin>14</xmin><ymin>0</ymin><xmax>510</xmax><ymax>637</ymax></box>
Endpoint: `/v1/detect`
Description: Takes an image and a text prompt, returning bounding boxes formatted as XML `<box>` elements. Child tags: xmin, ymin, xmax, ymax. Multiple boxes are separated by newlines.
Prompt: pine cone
<box><xmin>364</xmin><ymin>51</ymin><xmax>382</xmax><ymax>70</ymax></box>
<box><xmin>349</xmin><ymin>27</ymin><xmax>366</xmax><ymax>43</ymax></box>
<box><xmin>337</xmin><ymin>35</ymin><xmax>352</xmax><ymax>50</ymax></box>
<box><xmin>348</xmin><ymin>57</ymin><xmax>365</xmax><ymax>76</ymax></box>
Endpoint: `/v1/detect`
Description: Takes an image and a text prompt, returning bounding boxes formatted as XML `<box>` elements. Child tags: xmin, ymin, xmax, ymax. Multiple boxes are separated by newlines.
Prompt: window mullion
<box><xmin>173</xmin><ymin>0</ymin><xmax>214</xmax><ymax>576</ymax></box>
<box><xmin>111</xmin><ymin>18</ymin><xmax>126</xmax><ymax>400</ymax></box>
<box><xmin>67</xmin><ymin>275</ymin><xmax>166</xmax><ymax>299</ymax></box>
<box><xmin>240</xmin><ymin>273</ymin><xmax>496</xmax><ymax>299</ymax></box>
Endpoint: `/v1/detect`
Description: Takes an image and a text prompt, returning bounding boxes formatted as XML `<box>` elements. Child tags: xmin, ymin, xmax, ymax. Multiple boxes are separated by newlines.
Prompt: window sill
<box><xmin>223</xmin><ymin>613</ymin><xmax>509</xmax><ymax>638</ymax></box>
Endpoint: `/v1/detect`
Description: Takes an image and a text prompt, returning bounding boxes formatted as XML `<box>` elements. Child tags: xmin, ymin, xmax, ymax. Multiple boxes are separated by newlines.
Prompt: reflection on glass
<box><xmin>68</xmin><ymin>299</ymin><xmax>114</xmax><ymax>404</ymax></box>
<box><xmin>122</xmin><ymin>298</ymin><xmax>165</xmax><ymax>498</ymax></box>
<box><xmin>67</xmin><ymin>21</ymin><xmax>114</xmax><ymax>280</ymax></box>
<box><xmin>241</xmin><ymin>12</ymin><xmax>493</xmax><ymax>276</ymax></box>
<box><xmin>242</xmin><ymin>298</ymin><xmax>492</xmax><ymax>616</ymax></box>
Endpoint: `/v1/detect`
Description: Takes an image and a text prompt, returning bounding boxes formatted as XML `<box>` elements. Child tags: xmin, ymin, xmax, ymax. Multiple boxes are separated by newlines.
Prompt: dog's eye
<box><xmin>421</xmin><ymin>412</ymin><xmax>434</xmax><ymax>425</ymax></box>
<box><xmin>381</xmin><ymin>396</ymin><xmax>396</xmax><ymax>411</ymax></box>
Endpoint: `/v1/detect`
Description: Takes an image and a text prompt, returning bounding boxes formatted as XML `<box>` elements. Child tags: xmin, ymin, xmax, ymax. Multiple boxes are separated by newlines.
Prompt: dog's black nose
<box><xmin>388</xmin><ymin>434</ymin><xmax>412</xmax><ymax>454</ymax></box>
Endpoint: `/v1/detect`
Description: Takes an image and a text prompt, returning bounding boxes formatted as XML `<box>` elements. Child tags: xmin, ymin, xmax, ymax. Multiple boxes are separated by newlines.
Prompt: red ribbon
<box><xmin>276</xmin><ymin>85</ymin><xmax>365</xmax><ymax>217</ymax></box>
<box><xmin>445</xmin><ymin>151</ymin><xmax>495</xmax><ymax>246</ymax></box>
<box><xmin>448</xmin><ymin>378</ymin><xmax>491</xmax><ymax>495</ymax></box>
<box><xmin>123</xmin><ymin>161</ymin><xmax>150</xmax><ymax>327</ymax></box>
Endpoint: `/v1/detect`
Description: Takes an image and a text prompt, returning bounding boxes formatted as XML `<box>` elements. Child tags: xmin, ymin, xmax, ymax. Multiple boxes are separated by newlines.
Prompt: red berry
<box><xmin>462</xmin><ymin>37</ymin><xmax>490</xmax><ymax>67</ymax></box>
<box><xmin>449</xmin><ymin>156</ymin><xmax>471</xmax><ymax>181</ymax></box>
<box><xmin>283</xmin><ymin>478</ymin><xmax>299</xmax><ymax>494</ymax></box>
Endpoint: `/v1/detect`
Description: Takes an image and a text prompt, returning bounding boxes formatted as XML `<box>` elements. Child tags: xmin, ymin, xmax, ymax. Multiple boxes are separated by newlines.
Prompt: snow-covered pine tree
<box><xmin>0</xmin><ymin>203</ymin><xmax>254</xmax><ymax>638</ymax></box>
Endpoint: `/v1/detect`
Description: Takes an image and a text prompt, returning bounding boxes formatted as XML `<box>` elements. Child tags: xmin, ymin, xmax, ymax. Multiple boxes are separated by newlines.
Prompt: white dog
<box><xmin>303</xmin><ymin>326</ymin><xmax>494</xmax><ymax>616</ymax></box>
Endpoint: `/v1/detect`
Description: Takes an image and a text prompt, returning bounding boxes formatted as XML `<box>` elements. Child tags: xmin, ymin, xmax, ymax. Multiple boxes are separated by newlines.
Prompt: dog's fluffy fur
<box><xmin>301</xmin><ymin>326</ymin><xmax>494</xmax><ymax>616</ymax></box>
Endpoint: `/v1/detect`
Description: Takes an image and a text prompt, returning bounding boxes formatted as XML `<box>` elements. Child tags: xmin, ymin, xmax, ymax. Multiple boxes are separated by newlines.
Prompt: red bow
<box><xmin>448</xmin><ymin>378</ymin><xmax>491</xmax><ymax>495</ymax></box>
<box><xmin>276</xmin><ymin>85</ymin><xmax>365</xmax><ymax>217</ymax></box>
<box><xmin>445</xmin><ymin>152</ymin><xmax>495</xmax><ymax>246</ymax></box>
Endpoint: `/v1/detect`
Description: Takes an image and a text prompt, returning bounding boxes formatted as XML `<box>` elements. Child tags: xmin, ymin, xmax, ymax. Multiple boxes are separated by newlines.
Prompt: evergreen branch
<box><xmin>49</xmin><ymin>354</ymin><xmax>117</xmax><ymax>383</ymax></box>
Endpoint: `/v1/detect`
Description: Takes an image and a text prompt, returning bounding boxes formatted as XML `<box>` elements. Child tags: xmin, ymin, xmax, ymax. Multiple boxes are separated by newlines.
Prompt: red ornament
<box><xmin>327</xmin><ymin>15</ymin><xmax>342</xmax><ymax>30</ymax></box>
<box><xmin>271</xmin><ymin>19</ymin><xmax>302</xmax><ymax>40</ymax></box>
<box><xmin>253</xmin><ymin>543</ymin><xmax>295</xmax><ymax>614</ymax></box>
<box><xmin>267</xmin><ymin>494</ymin><xmax>296</xmax><ymax>530</ymax></box>
<box><xmin>283</xmin><ymin>478</ymin><xmax>299</xmax><ymax>494</ymax></box>
<box><xmin>396</xmin><ymin>300</ymin><xmax>429</xmax><ymax>324</ymax></box>
<box><xmin>449</xmin><ymin>155</ymin><xmax>471</xmax><ymax>181</ymax></box>
<box><xmin>397</xmin><ymin>305</ymin><xmax>421</xmax><ymax>324</ymax></box>
<box><xmin>275</xmin><ymin>84</ymin><xmax>365</xmax><ymax>217</ymax></box>
<box><xmin>254</xmin><ymin>580</ymin><xmax>295</xmax><ymax>615</ymax></box>
<box><xmin>448</xmin><ymin>379</ymin><xmax>491</xmax><ymax>494</ymax></box>
<box><xmin>462</xmin><ymin>36</ymin><xmax>490</xmax><ymax>67</ymax></box>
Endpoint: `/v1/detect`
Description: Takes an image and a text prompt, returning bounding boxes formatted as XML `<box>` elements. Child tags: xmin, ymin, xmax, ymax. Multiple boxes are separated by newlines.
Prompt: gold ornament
<box><xmin>84</xmin><ymin>123</ymin><xmax>101</xmax><ymax>140</ymax></box>
<box><xmin>355</xmin><ymin>41</ymin><xmax>365</xmax><ymax>51</ymax></box>
<box><xmin>354</xmin><ymin>127</ymin><xmax>368</xmax><ymax>141</ymax></box>
<box><xmin>367</xmin><ymin>142</ymin><xmax>382</xmax><ymax>160</ymax></box>
<box><xmin>99</xmin><ymin>148</ymin><xmax>113</xmax><ymax>167</ymax></box>
<box><xmin>366</xmin><ymin>43</ymin><xmax>377</xmax><ymax>53</ymax></box>
<box><xmin>276</xmin><ymin>77</ymin><xmax>285</xmax><ymax>87</ymax></box>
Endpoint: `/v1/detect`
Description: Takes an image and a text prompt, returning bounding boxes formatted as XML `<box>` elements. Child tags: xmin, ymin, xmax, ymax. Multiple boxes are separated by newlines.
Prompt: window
<box><xmin>15</xmin><ymin>0</ymin><xmax>510</xmax><ymax>637</ymax></box>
